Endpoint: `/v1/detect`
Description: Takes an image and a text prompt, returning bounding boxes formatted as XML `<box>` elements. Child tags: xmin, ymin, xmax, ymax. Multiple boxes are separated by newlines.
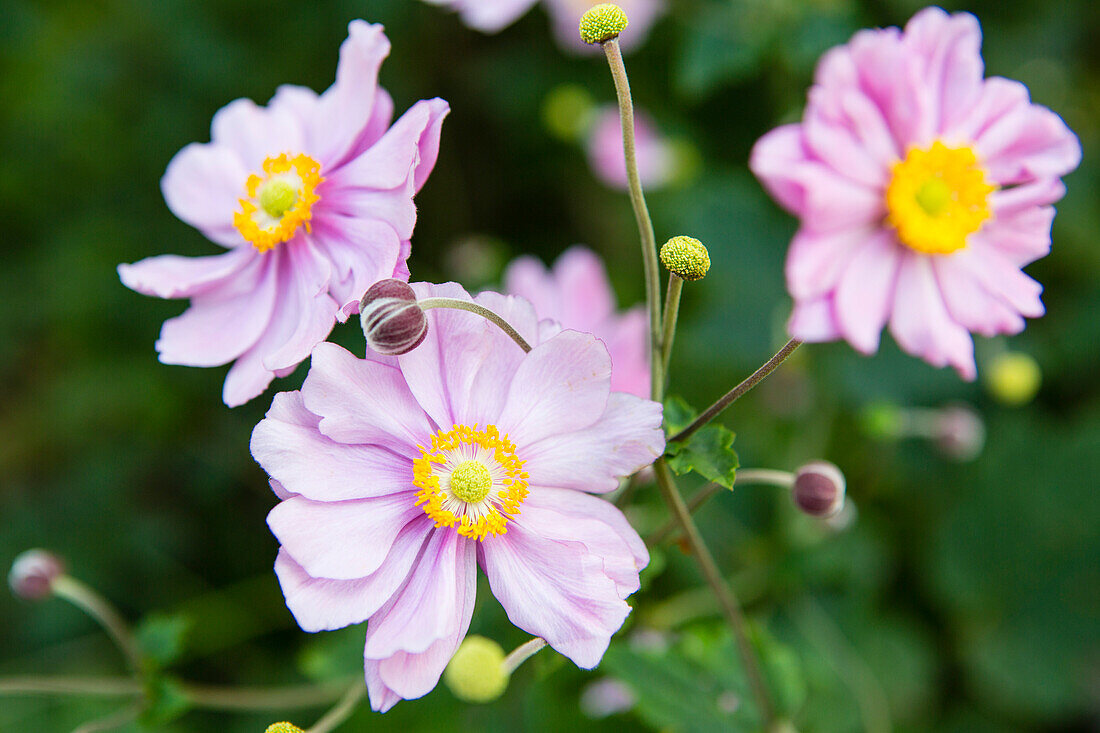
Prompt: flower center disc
<box><xmin>234</xmin><ymin>153</ymin><xmax>323</xmax><ymax>253</ymax></box>
<box><xmin>885</xmin><ymin>142</ymin><xmax>995</xmax><ymax>255</ymax></box>
<box><xmin>413</xmin><ymin>424</ymin><xmax>530</xmax><ymax>541</ymax></box>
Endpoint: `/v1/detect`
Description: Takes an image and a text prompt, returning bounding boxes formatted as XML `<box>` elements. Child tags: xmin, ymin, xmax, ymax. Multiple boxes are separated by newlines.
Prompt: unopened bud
<box><xmin>359</xmin><ymin>279</ymin><xmax>428</xmax><ymax>355</ymax></box>
<box><xmin>984</xmin><ymin>351</ymin><xmax>1041</xmax><ymax>406</ymax></box>
<box><xmin>9</xmin><ymin>549</ymin><xmax>65</xmax><ymax>600</ymax></box>
<box><xmin>792</xmin><ymin>461</ymin><xmax>845</xmax><ymax>518</ymax></box>
<box><xmin>934</xmin><ymin>404</ymin><xmax>985</xmax><ymax>462</ymax></box>
<box><xmin>579</xmin><ymin>4</ymin><xmax>629</xmax><ymax>45</ymax></box>
<box><xmin>443</xmin><ymin>635</ymin><xmax>509</xmax><ymax>703</ymax></box>
<box><xmin>265</xmin><ymin>724</ymin><xmax>304</xmax><ymax>733</ymax></box>
<box><xmin>659</xmin><ymin>236</ymin><xmax>710</xmax><ymax>281</ymax></box>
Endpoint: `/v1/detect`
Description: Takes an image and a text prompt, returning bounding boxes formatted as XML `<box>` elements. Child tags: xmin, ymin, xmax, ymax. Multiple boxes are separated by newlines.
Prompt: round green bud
<box><xmin>265</xmin><ymin>723</ymin><xmax>304</xmax><ymax>733</ymax></box>
<box><xmin>984</xmin><ymin>351</ymin><xmax>1041</xmax><ymax>406</ymax></box>
<box><xmin>659</xmin><ymin>236</ymin><xmax>710</xmax><ymax>281</ymax></box>
<box><xmin>443</xmin><ymin>635</ymin><xmax>509</xmax><ymax>703</ymax></box>
<box><xmin>579</xmin><ymin>4</ymin><xmax>629</xmax><ymax>45</ymax></box>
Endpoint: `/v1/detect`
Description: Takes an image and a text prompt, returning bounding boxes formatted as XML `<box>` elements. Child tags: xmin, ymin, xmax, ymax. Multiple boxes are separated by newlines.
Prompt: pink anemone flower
<box><xmin>422</xmin><ymin>0</ymin><xmax>664</xmax><ymax>53</ymax></box>
<box><xmin>750</xmin><ymin>7</ymin><xmax>1080</xmax><ymax>378</ymax></box>
<box><xmin>503</xmin><ymin>246</ymin><xmax>650</xmax><ymax>398</ymax></box>
<box><xmin>119</xmin><ymin>21</ymin><xmax>448</xmax><ymax>406</ymax></box>
<box><xmin>250</xmin><ymin>283</ymin><xmax>664</xmax><ymax>711</ymax></box>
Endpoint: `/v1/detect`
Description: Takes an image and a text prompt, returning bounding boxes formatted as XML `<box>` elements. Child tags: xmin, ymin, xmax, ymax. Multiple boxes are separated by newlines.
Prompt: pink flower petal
<box><xmin>975</xmin><ymin>99</ymin><xmax>1081</xmax><ymax>184</ymax></box>
<box><xmin>117</xmin><ymin>246</ymin><xmax>255</xmax><ymax>300</ymax></box>
<box><xmin>888</xmin><ymin>253</ymin><xmax>976</xmax><ymax>378</ymax></box>
<box><xmin>321</xmin><ymin>184</ymin><xmax>418</xmax><ymax>241</ymax></box>
<box><xmin>268</xmin><ymin>493</ymin><xmax>424</xmax><ymax>581</ymax></box>
<box><xmin>976</xmin><ymin>203</ymin><xmax>1056</xmax><ymax>266</ymax></box>
<box><xmin>785</xmin><ymin>226</ymin><xmax>876</xmax><ymax>301</ymax></box>
<box><xmin>308</xmin><ymin>215</ymin><xmax>403</xmax><ymax>316</ymax></box>
<box><xmin>952</xmin><ymin>241</ymin><xmax>1045</xmax><ymax>318</ymax></box>
<box><xmin>601</xmin><ymin>306</ymin><xmax>650</xmax><ymax>398</ymax></box>
<box><xmin>210</xmin><ymin>96</ymin><xmax>305</xmax><ymax>174</ymax></box>
<box><xmin>331</xmin><ymin>99</ymin><xmax>450</xmax><ymax>192</ymax></box>
<box><xmin>521</xmin><ymin>488</ymin><xmax>649</xmax><ymax>598</ymax></box>
<box><xmin>847</xmin><ymin>26</ymin><xmax>935</xmax><ymax>148</ymax></box>
<box><xmin>155</xmin><ymin>250</ymin><xmax>278</xmax><ymax>367</ymax></box>
<box><xmin>480</xmin><ymin>520</ymin><xmax>631</xmax><ymax>669</ymax></box>
<box><xmin>425</xmin><ymin>0</ymin><xmax>540</xmax><ymax>33</ymax></box>
<box><xmin>311</xmin><ymin>21</ymin><xmax>390</xmax><ymax>169</ymax></box>
<box><xmin>301</xmin><ymin>342</ymin><xmax>435</xmax><ymax>457</ymax></box>
<box><xmin>902</xmin><ymin>7</ymin><xmax>984</xmax><ymax>133</ymax></box>
<box><xmin>833</xmin><ymin>230</ymin><xmax>901</xmax><ymax>354</ymax></box>
<box><xmin>273</xmin><ymin>519</ymin><xmax>431</xmax><ymax>632</ymax></box>
<box><xmin>803</xmin><ymin>104</ymin><xmax>889</xmax><ymax>188</ymax></box>
<box><xmin>522</xmin><ymin>393</ymin><xmax>664</xmax><ymax>493</ymax></box>
<box><xmin>496</xmin><ymin>330</ymin><xmax>612</xmax><ymax>448</ymax></box>
<box><xmin>251</xmin><ymin>392</ymin><xmax>416</xmax><ymax>502</ymax></box>
<box><xmin>260</xmin><ymin>244</ymin><xmax>341</xmax><ymax>373</ymax></box>
<box><xmin>364</xmin><ymin>530</ymin><xmax>476</xmax><ymax>659</ymax></box>
<box><xmin>398</xmin><ymin>283</ymin><xmax>539</xmax><ymax>430</ymax></box>
<box><xmin>787</xmin><ymin>294</ymin><xmax>841</xmax><ymax>343</ymax></box>
<box><xmin>160</xmin><ymin>142</ymin><xmax>248</xmax><ymax>245</ymax></box>
<box><xmin>932</xmin><ymin>256</ymin><xmax>1025</xmax><ymax>336</ymax></box>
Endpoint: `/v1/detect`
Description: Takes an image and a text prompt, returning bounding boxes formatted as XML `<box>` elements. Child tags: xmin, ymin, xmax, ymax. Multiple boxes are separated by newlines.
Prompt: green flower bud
<box><xmin>659</xmin><ymin>236</ymin><xmax>710</xmax><ymax>281</ymax></box>
<box><xmin>265</xmin><ymin>723</ymin><xmax>304</xmax><ymax>733</ymax></box>
<box><xmin>443</xmin><ymin>635</ymin><xmax>509</xmax><ymax>703</ymax></box>
<box><xmin>579</xmin><ymin>4</ymin><xmax>629</xmax><ymax>45</ymax></box>
<box><xmin>984</xmin><ymin>351</ymin><xmax>1041</xmax><ymax>406</ymax></box>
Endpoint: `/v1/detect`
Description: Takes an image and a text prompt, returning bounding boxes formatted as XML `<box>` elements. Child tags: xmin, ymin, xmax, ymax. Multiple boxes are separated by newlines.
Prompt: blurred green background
<box><xmin>1</xmin><ymin>0</ymin><xmax>1097</xmax><ymax>730</ymax></box>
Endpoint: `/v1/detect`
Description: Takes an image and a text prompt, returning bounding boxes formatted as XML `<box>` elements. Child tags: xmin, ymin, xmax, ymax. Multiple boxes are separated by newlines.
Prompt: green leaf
<box><xmin>664</xmin><ymin>396</ymin><xmax>738</xmax><ymax>489</ymax></box>
<box><xmin>139</xmin><ymin>675</ymin><xmax>192</xmax><ymax>728</ymax></box>
<box><xmin>135</xmin><ymin>612</ymin><xmax>192</xmax><ymax>670</ymax></box>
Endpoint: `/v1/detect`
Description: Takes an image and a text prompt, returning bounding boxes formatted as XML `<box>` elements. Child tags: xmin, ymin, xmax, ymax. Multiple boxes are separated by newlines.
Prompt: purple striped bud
<box><xmin>359</xmin><ymin>280</ymin><xmax>428</xmax><ymax>355</ymax></box>
<box><xmin>792</xmin><ymin>461</ymin><xmax>846</xmax><ymax>518</ymax></box>
<box><xmin>9</xmin><ymin>549</ymin><xmax>64</xmax><ymax>600</ymax></box>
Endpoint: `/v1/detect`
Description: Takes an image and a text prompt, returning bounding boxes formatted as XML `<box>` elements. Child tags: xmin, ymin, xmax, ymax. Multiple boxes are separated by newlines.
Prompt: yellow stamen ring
<box><xmin>234</xmin><ymin>153</ymin><xmax>323</xmax><ymax>253</ymax></box>
<box><xmin>413</xmin><ymin>424</ymin><xmax>529</xmax><ymax>541</ymax></box>
<box><xmin>885</xmin><ymin>142</ymin><xmax>995</xmax><ymax>255</ymax></box>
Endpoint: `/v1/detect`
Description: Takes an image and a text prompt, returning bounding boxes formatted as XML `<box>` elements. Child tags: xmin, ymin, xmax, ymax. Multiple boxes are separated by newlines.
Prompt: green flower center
<box><xmin>914</xmin><ymin>178</ymin><xmax>952</xmax><ymax>217</ymax></box>
<box><xmin>448</xmin><ymin>460</ymin><xmax>493</xmax><ymax>504</ymax></box>
<box><xmin>258</xmin><ymin>180</ymin><xmax>299</xmax><ymax>219</ymax></box>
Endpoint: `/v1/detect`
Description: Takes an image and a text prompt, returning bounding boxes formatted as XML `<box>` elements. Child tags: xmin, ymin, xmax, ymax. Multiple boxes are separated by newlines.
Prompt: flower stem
<box><xmin>183</xmin><ymin>679</ymin><xmax>353</xmax><ymax>711</ymax></box>
<box><xmin>602</xmin><ymin>38</ymin><xmax>663</xmax><ymax>403</ymax></box>
<box><xmin>418</xmin><ymin>297</ymin><xmax>532</xmax><ymax>353</ymax></box>
<box><xmin>646</xmin><ymin>469</ymin><xmax>795</xmax><ymax>545</ymax></box>
<box><xmin>306</xmin><ymin>681</ymin><xmax>365</xmax><ymax>733</ymax></box>
<box><xmin>72</xmin><ymin>702</ymin><xmax>142</xmax><ymax>733</ymax></box>
<box><xmin>0</xmin><ymin>676</ymin><xmax>142</xmax><ymax>697</ymax></box>
<box><xmin>653</xmin><ymin>459</ymin><xmax>776</xmax><ymax>725</ymax></box>
<box><xmin>660</xmin><ymin>275</ymin><xmax>683</xmax><ymax>378</ymax></box>
<box><xmin>50</xmin><ymin>575</ymin><xmax>145</xmax><ymax>673</ymax></box>
<box><xmin>502</xmin><ymin>637</ymin><xmax>547</xmax><ymax>674</ymax></box>
<box><xmin>670</xmin><ymin>339</ymin><xmax>803</xmax><ymax>445</ymax></box>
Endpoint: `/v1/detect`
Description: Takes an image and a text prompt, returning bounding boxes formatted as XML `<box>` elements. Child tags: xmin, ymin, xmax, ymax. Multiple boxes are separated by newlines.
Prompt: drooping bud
<box><xmin>791</xmin><ymin>461</ymin><xmax>846</xmax><ymax>518</ymax></box>
<box><xmin>934</xmin><ymin>404</ymin><xmax>985</xmax><ymax>462</ymax></box>
<box><xmin>659</xmin><ymin>236</ymin><xmax>710</xmax><ymax>281</ymax></box>
<box><xmin>9</xmin><ymin>549</ymin><xmax>65</xmax><ymax>600</ymax></box>
<box><xmin>359</xmin><ymin>279</ymin><xmax>428</xmax><ymax>356</ymax></box>
<box><xmin>443</xmin><ymin>635</ymin><xmax>509</xmax><ymax>703</ymax></box>
<box><xmin>984</xmin><ymin>351</ymin><xmax>1041</xmax><ymax>406</ymax></box>
<box><xmin>265</xmin><ymin>723</ymin><xmax>304</xmax><ymax>733</ymax></box>
<box><xmin>579</xmin><ymin>4</ymin><xmax>629</xmax><ymax>45</ymax></box>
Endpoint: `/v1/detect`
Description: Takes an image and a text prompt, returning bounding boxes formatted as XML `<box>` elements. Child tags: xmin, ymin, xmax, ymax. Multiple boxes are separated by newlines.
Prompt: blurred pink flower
<box><xmin>750</xmin><ymin>7</ymin><xmax>1080</xmax><ymax>378</ymax></box>
<box><xmin>586</xmin><ymin>104</ymin><xmax>674</xmax><ymax>190</ymax></box>
<box><xmin>503</xmin><ymin>246</ymin><xmax>650</xmax><ymax>398</ymax></box>
<box><xmin>251</xmin><ymin>282</ymin><xmax>664</xmax><ymax>711</ymax></box>
<box><xmin>423</xmin><ymin>0</ymin><xmax>664</xmax><ymax>53</ymax></box>
<box><xmin>119</xmin><ymin>22</ymin><xmax>448</xmax><ymax>406</ymax></box>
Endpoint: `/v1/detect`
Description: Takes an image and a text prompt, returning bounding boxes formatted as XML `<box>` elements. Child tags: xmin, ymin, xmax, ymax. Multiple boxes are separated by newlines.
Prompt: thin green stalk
<box><xmin>653</xmin><ymin>459</ymin><xmax>777</xmax><ymax>726</ymax></box>
<box><xmin>51</xmin><ymin>575</ymin><xmax>144</xmax><ymax>673</ymax></box>
<box><xmin>307</xmin><ymin>681</ymin><xmax>365</xmax><ymax>733</ymax></box>
<box><xmin>661</xmin><ymin>275</ymin><xmax>683</xmax><ymax>376</ymax></box>
<box><xmin>601</xmin><ymin>38</ymin><xmax>663</xmax><ymax>402</ymax></box>
<box><xmin>670</xmin><ymin>339</ymin><xmax>803</xmax><ymax>445</ymax></box>
<box><xmin>502</xmin><ymin>637</ymin><xmax>547</xmax><ymax>674</ymax></box>
<box><xmin>647</xmin><ymin>469</ymin><xmax>796</xmax><ymax>545</ymax></box>
<box><xmin>0</xmin><ymin>676</ymin><xmax>142</xmax><ymax>697</ymax></box>
<box><xmin>419</xmin><ymin>297</ymin><xmax>532</xmax><ymax>353</ymax></box>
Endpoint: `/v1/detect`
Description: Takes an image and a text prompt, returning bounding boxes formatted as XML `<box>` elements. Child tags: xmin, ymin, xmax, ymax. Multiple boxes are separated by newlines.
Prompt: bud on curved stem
<box><xmin>418</xmin><ymin>297</ymin><xmax>533</xmax><ymax>353</ymax></box>
<box><xmin>360</xmin><ymin>279</ymin><xmax>428</xmax><ymax>355</ymax></box>
<box><xmin>9</xmin><ymin>549</ymin><xmax>64</xmax><ymax>600</ymax></box>
<box><xmin>792</xmin><ymin>461</ymin><xmax>846</xmax><ymax>518</ymax></box>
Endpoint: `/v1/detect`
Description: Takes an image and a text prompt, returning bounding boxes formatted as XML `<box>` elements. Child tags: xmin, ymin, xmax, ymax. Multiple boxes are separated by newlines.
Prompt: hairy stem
<box><xmin>418</xmin><ymin>297</ymin><xmax>532</xmax><ymax>353</ymax></box>
<box><xmin>647</xmin><ymin>469</ymin><xmax>795</xmax><ymax>545</ymax></box>
<box><xmin>307</xmin><ymin>681</ymin><xmax>366</xmax><ymax>733</ymax></box>
<box><xmin>661</xmin><ymin>275</ymin><xmax>684</xmax><ymax>378</ymax></box>
<box><xmin>653</xmin><ymin>459</ymin><xmax>776</xmax><ymax>725</ymax></box>
<box><xmin>670</xmin><ymin>339</ymin><xmax>802</xmax><ymax>444</ymax></box>
<box><xmin>502</xmin><ymin>637</ymin><xmax>548</xmax><ymax>674</ymax></box>
<box><xmin>602</xmin><ymin>38</ymin><xmax>663</xmax><ymax>402</ymax></box>
<box><xmin>51</xmin><ymin>575</ymin><xmax>144</xmax><ymax>673</ymax></box>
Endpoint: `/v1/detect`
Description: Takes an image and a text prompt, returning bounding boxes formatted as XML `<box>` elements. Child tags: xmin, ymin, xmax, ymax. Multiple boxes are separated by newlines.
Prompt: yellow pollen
<box><xmin>413</xmin><ymin>423</ymin><xmax>530</xmax><ymax>541</ymax></box>
<box><xmin>885</xmin><ymin>142</ymin><xmax>995</xmax><ymax>255</ymax></box>
<box><xmin>234</xmin><ymin>153</ymin><xmax>323</xmax><ymax>253</ymax></box>
<box><xmin>449</xmin><ymin>460</ymin><xmax>492</xmax><ymax>504</ymax></box>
